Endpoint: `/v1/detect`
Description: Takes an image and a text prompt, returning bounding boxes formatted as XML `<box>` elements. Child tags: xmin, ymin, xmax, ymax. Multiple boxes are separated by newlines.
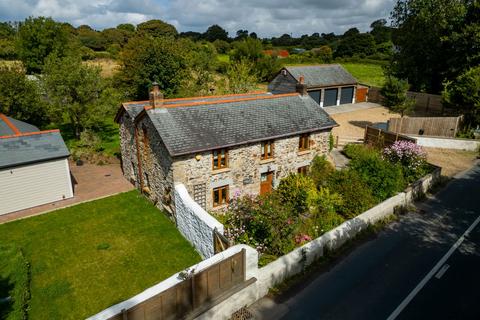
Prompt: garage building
<box><xmin>0</xmin><ymin>114</ymin><xmax>73</xmax><ymax>215</ymax></box>
<box><xmin>268</xmin><ymin>64</ymin><xmax>363</xmax><ymax>107</ymax></box>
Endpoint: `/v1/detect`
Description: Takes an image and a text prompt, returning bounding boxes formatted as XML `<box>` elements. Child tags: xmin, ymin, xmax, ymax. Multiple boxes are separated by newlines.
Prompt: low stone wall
<box><xmin>409</xmin><ymin>135</ymin><xmax>480</xmax><ymax>151</ymax></box>
<box><xmin>174</xmin><ymin>184</ymin><xmax>224</xmax><ymax>259</ymax></box>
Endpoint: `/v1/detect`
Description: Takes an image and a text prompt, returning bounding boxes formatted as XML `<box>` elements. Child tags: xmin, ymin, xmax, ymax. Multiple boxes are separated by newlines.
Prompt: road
<box><xmin>251</xmin><ymin>162</ymin><xmax>480</xmax><ymax>320</ymax></box>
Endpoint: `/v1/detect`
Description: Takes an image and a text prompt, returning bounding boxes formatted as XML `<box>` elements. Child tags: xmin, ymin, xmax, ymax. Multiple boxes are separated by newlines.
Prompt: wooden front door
<box><xmin>356</xmin><ymin>86</ymin><xmax>368</xmax><ymax>103</ymax></box>
<box><xmin>260</xmin><ymin>172</ymin><xmax>274</xmax><ymax>195</ymax></box>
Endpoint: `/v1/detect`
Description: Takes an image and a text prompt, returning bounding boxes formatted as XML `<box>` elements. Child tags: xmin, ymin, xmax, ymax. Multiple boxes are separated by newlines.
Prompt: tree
<box><xmin>231</xmin><ymin>37</ymin><xmax>263</xmax><ymax>62</ymax></box>
<box><xmin>335</xmin><ymin>32</ymin><xmax>376</xmax><ymax>58</ymax></box>
<box><xmin>203</xmin><ymin>24</ymin><xmax>229</xmax><ymax>42</ymax></box>
<box><xmin>249</xmin><ymin>32</ymin><xmax>258</xmax><ymax>39</ymax></box>
<box><xmin>117</xmin><ymin>23</ymin><xmax>135</xmax><ymax>33</ymax></box>
<box><xmin>390</xmin><ymin>0</ymin><xmax>477</xmax><ymax>93</ymax></box>
<box><xmin>226</xmin><ymin>60</ymin><xmax>258</xmax><ymax>93</ymax></box>
<box><xmin>42</xmin><ymin>54</ymin><xmax>120</xmax><ymax>138</ymax></box>
<box><xmin>235</xmin><ymin>29</ymin><xmax>249</xmax><ymax>40</ymax></box>
<box><xmin>311</xmin><ymin>45</ymin><xmax>333</xmax><ymax>62</ymax></box>
<box><xmin>116</xmin><ymin>36</ymin><xmax>188</xmax><ymax>99</ymax></box>
<box><xmin>16</xmin><ymin>17</ymin><xmax>71</xmax><ymax>73</ymax></box>
<box><xmin>442</xmin><ymin>66</ymin><xmax>480</xmax><ymax>126</ymax></box>
<box><xmin>137</xmin><ymin>19</ymin><xmax>178</xmax><ymax>38</ymax></box>
<box><xmin>77</xmin><ymin>25</ymin><xmax>106</xmax><ymax>51</ymax></box>
<box><xmin>381</xmin><ymin>76</ymin><xmax>414</xmax><ymax>116</ymax></box>
<box><xmin>212</xmin><ymin>39</ymin><xmax>231</xmax><ymax>54</ymax></box>
<box><xmin>370</xmin><ymin>19</ymin><xmax>392</xmax><ymax>44</ymax></box>
<box><xmin>0</xmin><ymin>65</ymin><xmax>46</xmax><ymax>126</ymax></box>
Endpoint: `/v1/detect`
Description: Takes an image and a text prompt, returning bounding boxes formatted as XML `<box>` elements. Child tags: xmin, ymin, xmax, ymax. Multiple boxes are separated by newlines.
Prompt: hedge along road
<box><xmin>251</xmin><ymin>162</ymin><xmax>480</xmax><ymax>320</ymax></box>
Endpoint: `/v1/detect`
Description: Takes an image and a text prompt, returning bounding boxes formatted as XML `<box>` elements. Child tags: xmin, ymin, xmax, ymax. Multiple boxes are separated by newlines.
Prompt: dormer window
<box><xmin>212</xmin><ymin>148</ymin><xmax>228</xmax><ymax>170</ymax></box>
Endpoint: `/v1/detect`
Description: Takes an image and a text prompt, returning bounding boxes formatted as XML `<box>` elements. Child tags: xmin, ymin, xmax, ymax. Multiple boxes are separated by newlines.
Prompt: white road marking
<box><xmin>434</xmin><ymin>264</ymin><xmax>450</xmax><ymax>279</ymax></box>
<box><xmin>386</xmin><ymin>214</ymin><xmax>480</xmax><ymax>320</ymax></box>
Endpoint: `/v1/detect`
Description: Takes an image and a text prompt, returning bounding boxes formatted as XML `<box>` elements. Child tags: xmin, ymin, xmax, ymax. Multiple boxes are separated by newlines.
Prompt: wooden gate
<box><xmin>111</xmin><ymin>249</ymin><xmax>254</xmax><ymax>320</ymax></box>
<box><xmin>213</xmin><ymin>228</ymin><xmax>231</xmax><ymax>254</ymax></box>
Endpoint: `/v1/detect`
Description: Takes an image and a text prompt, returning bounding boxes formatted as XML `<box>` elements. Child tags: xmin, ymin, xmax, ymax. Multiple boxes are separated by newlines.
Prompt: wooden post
<box><xmin>242</xmin><ymin>248</ymin><xmax>247</xmax><ymax>281</ymax></box>
<box><xmin>335</xmin><ymin>135</ymin><xmax>339</xmax><ymax>148</ymax></box>
<box><xmin>122</xmin><ymin>308</ymin><xmax>128</xmax><ymax>320</ymax></box>
<box><xmin>191</xmin><ymin>274</ymin><xmax>196</xmax><ymax>310</ymax></box>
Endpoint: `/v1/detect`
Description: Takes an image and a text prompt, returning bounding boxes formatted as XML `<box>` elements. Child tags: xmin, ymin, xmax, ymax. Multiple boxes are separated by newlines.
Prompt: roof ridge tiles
<box><xmin>123</xmin><ymin>90</ymin><xmax>268</xmax><ymax>106</ymax></box>
<box><xmin>0</xmin><ymin>129</ymin><xmax>60</xmax><ymax>139</ymax></box>
<box><xmin>144</xmin><ymin>92</ymin><xmax>299</xmax><ymax>110</ymax></box>
<box><xmin>0</xmin><ymin>113</ymin><xmax>21</xmax><ymax>135</ymax></box>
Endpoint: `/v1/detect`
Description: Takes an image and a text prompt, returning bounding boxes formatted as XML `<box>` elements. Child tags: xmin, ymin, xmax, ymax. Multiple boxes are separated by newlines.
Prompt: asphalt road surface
<box><xmin>251</xmin><ymin>162</ymin><xmax>480</xmax><ymax>320</ymax></box>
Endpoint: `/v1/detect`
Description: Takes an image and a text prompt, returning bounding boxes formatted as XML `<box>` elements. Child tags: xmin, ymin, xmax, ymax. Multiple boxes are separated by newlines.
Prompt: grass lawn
<box><xmin>0</xmin><ymin>191</ymin><xmax>201</xmax><ymax>320</ymax></box>
<box><xmin>341</xmin><ymin>63</ymin><xmax>386</xmax><ymax>87</ymax></box>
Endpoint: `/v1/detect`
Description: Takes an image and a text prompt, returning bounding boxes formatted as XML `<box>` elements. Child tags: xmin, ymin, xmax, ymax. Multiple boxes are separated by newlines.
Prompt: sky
<box><xmin>0</xmin><ymin>0</ymin><xmax>395</xmax><ymax>37</ymax></box>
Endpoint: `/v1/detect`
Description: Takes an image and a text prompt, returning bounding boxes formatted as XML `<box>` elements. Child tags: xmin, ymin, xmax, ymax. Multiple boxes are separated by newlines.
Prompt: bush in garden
<box><xmin>383</xmin><ymin>141</ymin><xmax>428</xmax><ymax>182</ymax></box>
<box><xmin>326</xmin><ymin>169</ymin><xmax>377</xmax><ymax>219</ymax></box>
<box><xmin>309</xmin><ymin>155</ymin><xmax>335</xmax><ymax>187</ymax></box>
<box><xmin>277</xmin><ymin>173</ymin><xmax>316</xmax><ymax>214</ymax></box>
<box><xmin>223</xmin><ymin>192</ymin><xmax>299</xmax><ymax>256</ymax></box>
<box><xmin>343</xmin><ymin>143</ymin><xmax>379</xmax><ymax>159</ymax></box>
<box><xmin>306</xmin><ymin>187</ymin><xmax>345</xmax><ymax>237</ymax></box>
<box><xmin>349</xmin><ymin>149</ymin><xmax>405</xmax><ymax>201</ymax></box>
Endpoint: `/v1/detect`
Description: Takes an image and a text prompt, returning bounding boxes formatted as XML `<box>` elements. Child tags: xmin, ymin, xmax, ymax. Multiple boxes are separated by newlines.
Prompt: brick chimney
<box><xmin>149</xmin><ymin>82</ymin><xmax>163</xmax><ymax>108</ymax></box>
<box><xmin>296</xmin><ymin>75</ymin><xmax>308</xmax><ymax>96</ymax></box>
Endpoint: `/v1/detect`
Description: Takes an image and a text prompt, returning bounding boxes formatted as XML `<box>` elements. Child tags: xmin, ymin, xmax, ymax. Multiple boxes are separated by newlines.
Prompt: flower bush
<box><xmin>383</xmin><ymin>141</ymin><xmax>428</xmax><ymax>182</ymax></box>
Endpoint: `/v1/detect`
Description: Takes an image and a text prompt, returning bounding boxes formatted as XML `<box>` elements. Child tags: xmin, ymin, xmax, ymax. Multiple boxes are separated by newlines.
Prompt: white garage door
<box><xmin>0</xmin><ymin>158</ymin><xmax>73</xmax><ymax>215</ymax></box>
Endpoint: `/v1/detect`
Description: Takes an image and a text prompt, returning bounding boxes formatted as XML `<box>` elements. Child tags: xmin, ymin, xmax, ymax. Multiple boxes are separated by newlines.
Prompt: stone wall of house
<box><xmin>136</xmin><ymin>115</ymin><xmax>175</xmax><ymax>214</ymax></box>
<box><xmin>119</xmin><ymin>113</ymin><xmax>138</xmax><ymax>186</ymax></box>
<box><xmin>172</xmin><ymin>130</ymin><xmax>331</xmax><ymax>212</ymax></box>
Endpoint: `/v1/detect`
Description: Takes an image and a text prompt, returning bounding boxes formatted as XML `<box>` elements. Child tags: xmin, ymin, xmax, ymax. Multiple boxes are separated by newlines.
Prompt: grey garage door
<box><xmin>340</xmin><ymin>86</ymin><xmax>354</xmax><ymax>104</ymax></box>
<box><xmin>308</xmin><ymin>90</ymin><xmax>321</xmax><ymax>105</ymax></box>
<box><xmin>324</xmin><ymin>88</ymin><xmax>338</xmax><ymax>107</ymax></box>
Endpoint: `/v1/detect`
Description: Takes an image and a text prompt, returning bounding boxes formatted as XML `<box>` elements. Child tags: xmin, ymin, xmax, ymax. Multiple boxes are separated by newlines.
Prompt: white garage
<box><xmin>0</xmin><ymin>114</ymin><xmax>73</xmax><ymax>215</ymax></box>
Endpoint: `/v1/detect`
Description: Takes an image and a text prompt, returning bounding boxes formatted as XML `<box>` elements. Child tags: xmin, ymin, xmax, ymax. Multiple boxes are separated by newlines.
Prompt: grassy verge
<box><xmin>0</xmin><ymin>245</ymin><xmax>30</xmax><ymax>320</ymax></box>
<box><xmin>0</xmin><ymin>191</ymin><xmax>201</xmax><ymax>319</ymax></box>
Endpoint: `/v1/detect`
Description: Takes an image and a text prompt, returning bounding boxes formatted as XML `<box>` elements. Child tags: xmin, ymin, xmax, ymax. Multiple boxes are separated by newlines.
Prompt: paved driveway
<box><xmin>323</xmin><ymin>102</ymin><xmax>381</xmax><ymax>115</ymax></box>
<box><xmin>0</xmin><ymin>161</ymin><xmax>134</xmax><ymax>224</ymax></box>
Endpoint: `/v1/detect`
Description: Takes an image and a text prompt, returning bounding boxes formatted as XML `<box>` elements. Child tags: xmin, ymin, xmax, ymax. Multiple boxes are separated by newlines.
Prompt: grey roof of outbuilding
<box><xmin>0</xmin><ymin>116</ymin><xmax>39</xmax><ymax>136</ymax></box>
<box><xmin>0</xmin><ymin>131</ymin><xmax>70</xmax><ymax>169</ymax></box>
<box><xmin>285</xmin><ymin>64</ymin><xmax>357</xmax><ymax>88</ymax></box>
<box><xmin>146</xmin><ymin>93</ymin><xmax>337</xmax><ymax>156</ymax></box>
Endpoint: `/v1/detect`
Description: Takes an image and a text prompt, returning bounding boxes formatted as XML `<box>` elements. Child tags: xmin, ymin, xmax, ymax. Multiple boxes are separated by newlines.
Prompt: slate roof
<box><xmin>285</xmin><ymin>64</ymin><xmax>357</xmax><ymax>88</ymax></box>
<box><xmin>143</xmin><ymin>93</ymin><xmax>337</xmax><ymax>156</ymax></box>
<box><xmin>0</xmin><ymin>115</ymin><xmax>39</xmax><ymax>136</ymax></box>
<box><xmin>0</xmin><ymin>114</ymin><xmax>69</xmax><ymax>169</ymax></box>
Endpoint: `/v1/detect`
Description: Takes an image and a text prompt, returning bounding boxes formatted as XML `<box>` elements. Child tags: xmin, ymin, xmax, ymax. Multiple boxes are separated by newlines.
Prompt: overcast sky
<box><xmin>0</xmin><ymin>0</ymin><xmax>395</xmax><ymax>37</ymax></box>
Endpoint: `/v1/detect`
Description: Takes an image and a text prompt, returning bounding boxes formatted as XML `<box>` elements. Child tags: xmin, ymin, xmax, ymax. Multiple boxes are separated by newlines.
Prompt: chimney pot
<box><xmin>149</xmin><ymin>82</ymin><xmax>163</xmax><ymax>109</ymax></box>
<box><xmin>299</xmin><ymin>75</ymin><xmax>305</xmax><ymax>84</ymax></box>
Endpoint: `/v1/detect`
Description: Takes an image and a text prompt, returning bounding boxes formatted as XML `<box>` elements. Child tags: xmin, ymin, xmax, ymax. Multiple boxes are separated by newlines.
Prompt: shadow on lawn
<box><xmin>0</xmin><ymin>276</ymin><xmax>13</xmax><ymax>318</ymax></box>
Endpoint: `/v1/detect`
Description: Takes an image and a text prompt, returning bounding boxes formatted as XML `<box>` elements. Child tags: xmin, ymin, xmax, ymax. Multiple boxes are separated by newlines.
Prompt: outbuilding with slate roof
<box><xmin>116</xmin><ymin>83</ymin><xmax>337</xmax><ymax>212</ymax></box>
<box><xmin>0</xmin><ymin>114</ymin><xmax>73</xmax><ymax>215</ymax></box>
<box><xmin>268</xmin><ymin>64</ymin><xmax>366</xmax><ymax>107</ymax></box>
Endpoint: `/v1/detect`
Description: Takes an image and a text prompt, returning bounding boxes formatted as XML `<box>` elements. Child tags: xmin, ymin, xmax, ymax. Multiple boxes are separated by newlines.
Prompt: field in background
<box><xmin>341</xmin><ymin>63</ymin><xmax>386</xmax><ymax>87</ymax></box>
<box><xmin>84</xmin><ymin>58</ymin><xmax>120</xmax><ymax>78</ymax></box>
<box><xmin>0</xmin><ymin>191</ymin><xmax>201</xmax><ymax>319</ymax></box>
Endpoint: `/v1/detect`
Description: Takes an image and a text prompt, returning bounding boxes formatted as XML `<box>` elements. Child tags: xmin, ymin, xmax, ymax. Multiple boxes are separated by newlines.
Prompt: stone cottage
<box><xmin>115</xmin><ymin>83</ymin><xmax>338</xmax><ymax>213</ymax></box>
<box><xmin>268</xmin><ymin>64</ymin><xmax>368</xmax><ymax>106</ymax></box>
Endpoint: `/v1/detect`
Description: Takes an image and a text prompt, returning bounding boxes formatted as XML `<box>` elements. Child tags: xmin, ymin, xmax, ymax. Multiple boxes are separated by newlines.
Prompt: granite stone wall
<box><xmin>119</xmin><ymin>113</ymin><xmax>138</xmax><ymax>186</ymax></box>
<box><xmin>173</xmin><ymin>130</ymin><xmax>330</xmax><ymax>212</ymax></box>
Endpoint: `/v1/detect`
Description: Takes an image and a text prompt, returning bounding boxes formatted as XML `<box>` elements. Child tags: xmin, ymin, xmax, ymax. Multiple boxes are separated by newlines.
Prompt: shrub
<box><xmin>277</xmin><ymin>173</ymin><xmax>316</xmax><ymax>214</ymax></box>
<box><xmin>343</xmin><ymin>143</ymin><xmax>379</xmax><ymax>159</ymax></box>
<box><xmin>329</xmin><ymin>133</ymin><xmax>335</xmax><ymax>151</ymax></box>
<box><xmin>309</xmin><ymin>155</ymin><xmax>334</xmax><ymax>188</ymax></box>
<box><xmin>326</xmin><ymin>169</ymin><xmax>377</xmax><ymax>219</ymax></box>
<box><xmin>383</xmin><ymin>141</ymin><xmax>429</xmax><ymax>182</ymax></box>
<box><xmin>223</xmin><ymin>193</ymin><xmax>299</xmax><ymax>256</ymax></box>
<box><xmin>349</xmin><ymin>149</ymin><xmax>405</xmax><ymax>201</ymax></box>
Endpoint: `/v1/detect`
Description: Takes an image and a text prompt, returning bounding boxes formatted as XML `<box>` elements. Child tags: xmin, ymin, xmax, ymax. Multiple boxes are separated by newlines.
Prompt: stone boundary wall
<box><xmin>87</xmin><ymin>169</ymin><xmax>441</xmax><ymax>320</ymax></box>
<box><xmin>174</xmin><ymin>184</ymin><xmax>224</xmax><ymax>259</ymax></box>
<box><xmin>409</xmin><ymin>135</ymin><xmax>480</xmax><ymax>151</ymax></box>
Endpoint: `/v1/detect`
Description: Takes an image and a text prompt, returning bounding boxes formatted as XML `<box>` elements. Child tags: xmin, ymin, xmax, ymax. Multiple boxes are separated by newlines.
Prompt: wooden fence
<box><xmin>368</xmin><ymin>87</ymin><xmax>458</xmax><ymax>116</ymax></box>
<box><xmin>110</xmin><ymin>249</ymin><xmax>251</xmax><ymax>320</ymax></box>
<box><xmin>388</xmin><ymin>116</ymin><xmax>461</xmax><ymax>138</ymax></box>
<box><xmin>364</xmin><ymin>126</ymin><xmax>417</xmax><ymax>148</ymax></box>
<box><xmin>213</xmin><ymin>228</ymin><xmax>231</xmax><ymax>254</ymax></box>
